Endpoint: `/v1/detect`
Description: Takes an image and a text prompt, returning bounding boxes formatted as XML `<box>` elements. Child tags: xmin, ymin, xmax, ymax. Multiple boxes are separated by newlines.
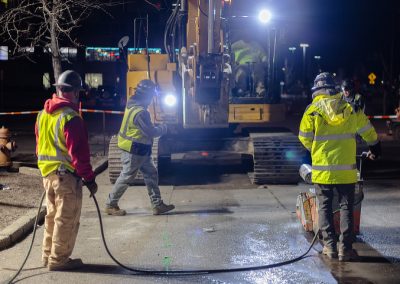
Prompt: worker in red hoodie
<box><xmin>35</xmin><ymin>70</ymin><xmax>97</xmax><ymax>271</ymax></box>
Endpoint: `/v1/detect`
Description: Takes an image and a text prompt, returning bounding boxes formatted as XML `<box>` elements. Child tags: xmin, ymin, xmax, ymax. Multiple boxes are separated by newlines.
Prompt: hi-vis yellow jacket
<box><xmin>298</xmin><ymin>93</ymin><xmax>378</xmax><ymax>184</ymax></box>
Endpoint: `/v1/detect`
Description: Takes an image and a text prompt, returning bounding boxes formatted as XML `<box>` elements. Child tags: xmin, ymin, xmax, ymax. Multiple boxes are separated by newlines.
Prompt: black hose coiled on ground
<box><xmin>92</xmin><ymin>194</ymin><xmax>319</xmax><ymax>275</ymax></box>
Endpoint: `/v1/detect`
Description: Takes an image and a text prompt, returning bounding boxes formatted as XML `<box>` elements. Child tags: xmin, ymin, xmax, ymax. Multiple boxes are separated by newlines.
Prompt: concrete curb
<box><xmin>0</xmin><ymin>166</ymin><xmax>45</xmax><ymax>251</ymax></box>
<box><xmin>0</xmin><ymin>207</ymin><xmax>46</xmax><ymax>250</ymax></box>
<box><xmin>0</xmin><ymin>158</ymin><xmax>108</xmax><ymax>251</ymax></box>
<box><xmin>18</xmin><ymin>166</ymin><xmax>41</xmax><ymax>176</ymax></box>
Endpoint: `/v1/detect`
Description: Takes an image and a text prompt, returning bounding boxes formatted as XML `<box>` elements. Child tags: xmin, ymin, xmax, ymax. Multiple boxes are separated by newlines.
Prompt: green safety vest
<box><xmin>232</xmin><ymin>40</ymin><xmax>267</xmax><ymax>65</ymax></box>
<box><xmin>36</xmin><ymin>107</ymin><xmax>78</xmax><ymax>177</ymax></box>
<box><xmin>117</xmin><ymin>106</ymin><xmax>149</xmax><ymax>152</ymax></box>
<box><xmin>298</xmin><ymin>93</ymin><xmax>378</xmax><ymax>184</ymax></box>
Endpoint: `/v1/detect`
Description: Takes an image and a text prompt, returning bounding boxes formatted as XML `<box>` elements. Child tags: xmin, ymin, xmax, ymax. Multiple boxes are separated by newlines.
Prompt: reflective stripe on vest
<box><xmin>357</xmin><ymin>122</ymin><xmax>373</xmax><ymax>135</ymax></box>
<box><xmin>236</xmin><ymin>48</ymin><xmax>255</xmax><ymax>64</ymax></box>
<box><xmin>314</xmin><ymin>133</ymin><xmax>355</xmax><ymax>141</ymax></box>
<box><xmin>312</xmin><ymin>164</ymin><xmax>356</xmax><ymax>171</ymax></box>
<box><xmin>298</xmin><ymin>130</ymin><xmax>314</xmax><ymax>138</ymax></box>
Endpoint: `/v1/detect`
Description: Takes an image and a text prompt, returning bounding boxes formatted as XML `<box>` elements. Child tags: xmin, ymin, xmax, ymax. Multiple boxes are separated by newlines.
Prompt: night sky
<box><xmin>82</xmin><ymin>0</ymin><xmax>399</xmax><ymax>81</ymax></box>
<box><xmin>2</xmin><ymin>0</ymin><xmax>398</xmax><ymax>82</ymax></box>
<box><xmin>296</xmin><ymin>0</ymin><xmax>400</xmax><ymax>75</ymax></box>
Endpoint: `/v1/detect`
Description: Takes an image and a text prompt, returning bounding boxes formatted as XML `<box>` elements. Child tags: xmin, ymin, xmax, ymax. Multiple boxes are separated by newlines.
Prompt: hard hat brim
<box><xmin>53</xmin><ymin>83</ymin><xmax>83</xmax><ymax>90</ymax></box>
<box><xmin>311</xmin><ymin>84</ymin><xmax>336</xmax><ymax>92</ymax></box>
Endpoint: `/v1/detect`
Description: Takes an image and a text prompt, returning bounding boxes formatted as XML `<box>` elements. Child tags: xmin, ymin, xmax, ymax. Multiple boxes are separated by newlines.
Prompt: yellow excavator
<box><xmin>108</xmin><ymin>0</ymin><xmax>304</xmax><ymax>184</ymax></box>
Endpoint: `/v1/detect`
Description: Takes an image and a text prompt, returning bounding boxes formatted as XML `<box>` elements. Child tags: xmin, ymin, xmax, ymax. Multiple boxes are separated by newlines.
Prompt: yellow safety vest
<box><xmin>298</xmin><ymin>93</ymin><xmax>378</xmax><ymax>184</ymax></box>
<box><xmin>117</xmin><ymin>106</ymin><xmax>149</xmax><ymax>152</ymax></box>
<box><xmin>232</xmin><ymin>40</ymin><xmax>267</xmax><ymax>65</ymax></box>
<box><xmin>37</xmin><ymin>107</ymin><xmax>78</xmax><ymax>177</ymax></box>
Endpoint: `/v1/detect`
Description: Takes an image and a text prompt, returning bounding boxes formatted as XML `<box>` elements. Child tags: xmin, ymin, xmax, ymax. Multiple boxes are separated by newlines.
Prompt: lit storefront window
<box><xmin>18</xmin><ymin>46</ymin><xmax>35</xmax><ymax>54</ymax></box>
<box><xmin>85</xmin><ymin>47</ymin><xmax>120</xmax><ymax>62</ymax></box>
<box><xmin>0</xmin><ymin>46</ymin><xmax>8</xmax><ymax>60</ymax></box>
<box><xmin>43</xmin><ymin>73</ymin><xmax>51</xmax><ymax>89</ymax></box>
<box><xmin>60</xmin><ymin>47</ymin><xmax>77</xmax><ymax>61</ymax></box>
<box><xmin>127</xmin><ymin>48</ymin><xmax>162</xmax><ymax>54</ymax></box>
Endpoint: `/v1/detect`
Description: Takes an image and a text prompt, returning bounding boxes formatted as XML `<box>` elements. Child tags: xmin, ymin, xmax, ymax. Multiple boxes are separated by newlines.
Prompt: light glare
<box><xmin>258</xmin><ymin>9</ymin><xmax>272</xmax><ymax>24</ymax></box>
<box><xmin>164</xmin><ymin>94</ymin><xmax>177</xmax><ymax>106</ymax></box>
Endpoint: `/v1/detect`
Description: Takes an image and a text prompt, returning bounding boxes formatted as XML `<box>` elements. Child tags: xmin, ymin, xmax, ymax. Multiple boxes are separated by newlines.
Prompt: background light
<box><xmin>258</xmin><ymin>9</ymin><xmax>272</xmax><ymax>24</ymax></box>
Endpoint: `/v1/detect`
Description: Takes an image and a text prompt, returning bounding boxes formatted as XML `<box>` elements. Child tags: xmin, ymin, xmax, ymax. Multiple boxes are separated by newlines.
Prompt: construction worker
<box><xmin>341</xmin><ymin>79</ymin><xmax>365</xmax><ymax>112</ymax></box>
<box><xmin>35</xmin><ymin>70</ymin><xmax>97</xmax><ymax>271</ymax></box>
<box><xmin>105</xmin><ymin>79</ymin><xmax>174</xmax><ymax>216</ymax></box>
<box><xmin>298</xmin><ymin>72</ymin><xmax>381</xmax><ymax>261</ymax></box>
<box><xmin>231</xmin><ymin>36</ymin><xmax>267</xmax><ymax>97</ymax></box>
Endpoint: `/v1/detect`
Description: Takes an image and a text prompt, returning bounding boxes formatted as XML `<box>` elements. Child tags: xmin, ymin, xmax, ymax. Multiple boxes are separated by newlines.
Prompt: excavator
<box><xmin>108</xmin><ymin>0</ymin><xmax>304</xmax><ymax>185</ymax></box>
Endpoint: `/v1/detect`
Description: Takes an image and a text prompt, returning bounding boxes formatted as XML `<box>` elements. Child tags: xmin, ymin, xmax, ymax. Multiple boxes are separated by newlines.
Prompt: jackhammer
<box><xmin>296</xmin><ymin>152</ymin><xmax>368</xmax><ymax>235</ymax></box>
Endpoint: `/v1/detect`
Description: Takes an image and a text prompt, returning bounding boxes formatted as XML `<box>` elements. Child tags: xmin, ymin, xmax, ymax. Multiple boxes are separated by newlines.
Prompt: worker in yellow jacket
<box><xmin>231</xmin><ymin>37</ymin><xmax>267</xmax><ymax>97</ymax></box>
<box><xmin>298</xmin><ymin>72</ymin><xmax>381</xmax><ymax>261</ymax></box>
<box><xmin>105</xmin><ymin>79</ymin><xmax>174</xmax><ymax>216</ymax></box>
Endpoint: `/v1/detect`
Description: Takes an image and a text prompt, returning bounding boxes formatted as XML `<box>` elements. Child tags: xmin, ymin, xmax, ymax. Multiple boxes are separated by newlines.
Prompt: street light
<box><xmin>257</xmin><ymin>8</ymin><xmax>276</xmax><ymax>100</ymax></box>
<box><xmin>288</xmin><ymin>47</ymin><xmax>296</xmax><ymax>53</ymax></box>
<box><xmin>258</xmin><ymin>9</ymin><xmax>272</xmax><ymax>24</ymax></box>
<box><xmin>300</xmin><ymin>43</ymin><xmax>309</xmax><ymax>85</ymax></box>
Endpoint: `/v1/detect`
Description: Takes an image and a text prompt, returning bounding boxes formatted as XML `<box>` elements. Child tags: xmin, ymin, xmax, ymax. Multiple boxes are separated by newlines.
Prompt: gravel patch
<box><xmin>0</xmin><ymin>171</ymin><xmax>43</xmax><ymax>231</ymax></box>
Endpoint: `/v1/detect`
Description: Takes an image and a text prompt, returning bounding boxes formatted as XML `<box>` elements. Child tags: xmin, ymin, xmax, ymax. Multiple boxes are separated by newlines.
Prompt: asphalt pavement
<box><xmin>1</xmin><ymin>113</ymin><xmax>400</xmax><ymax>283</ymax></box>
<box><xmin>1</xmin><ymin>165</ymin><xmax>400</xmax><ymax>283</ymax></box>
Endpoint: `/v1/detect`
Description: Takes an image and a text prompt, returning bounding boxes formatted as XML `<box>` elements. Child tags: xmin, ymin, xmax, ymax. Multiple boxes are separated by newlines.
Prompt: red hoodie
<box><xmin>35</xmin><ymin>94</ymin><xmax>95</xmax><ymax>181</ymax></box>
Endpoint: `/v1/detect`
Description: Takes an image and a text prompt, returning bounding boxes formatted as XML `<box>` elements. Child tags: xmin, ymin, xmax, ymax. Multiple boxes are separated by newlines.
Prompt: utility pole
<box><xmin>300</xmin><ymin>43</ymin><xmax>309</xmax><ymax>86</ymax></box>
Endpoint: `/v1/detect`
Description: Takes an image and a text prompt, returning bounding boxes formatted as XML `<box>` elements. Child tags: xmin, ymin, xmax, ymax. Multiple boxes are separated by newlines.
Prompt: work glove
<box><xmin>367</xmin><ymin>141</ymin><xmax>381</xmax><ymax>160</ymax></box>
<box><xmin>84</xmin><ymin>179</ymin><xmax>98</xmax><ymax>197</ymax></box>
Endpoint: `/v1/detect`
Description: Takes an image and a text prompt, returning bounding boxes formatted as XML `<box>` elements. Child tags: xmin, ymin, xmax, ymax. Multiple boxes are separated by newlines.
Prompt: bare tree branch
<box><xmin>0</xmin><ymin>0</ymin><xmax>123</xmax><ymax>80</ymax></box>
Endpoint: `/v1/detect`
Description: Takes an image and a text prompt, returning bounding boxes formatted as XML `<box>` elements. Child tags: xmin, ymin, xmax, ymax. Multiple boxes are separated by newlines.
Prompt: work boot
<box><xmin>48</xmin><ymin>258</ymin><xmax>84</xmax><ymax>271</ymax></box>
<box><xmin>105</xmin><ymin>206</ymin><xmax>126</xmax><ymax>216</ymax></box>
<box><xmin>338</xmin><ymin>247</ymin><xmax>358</xmax><ymax>262</ymax></box>
<box><xmin>153</xmin><ymin>202</ymin><xmax>175</xmax><ymax>215</ymax></box>
<box><xmin>322</xmin><ymin>245</ymin><xmax>338</xmax><ymax>259</ymax></box>
<box><xmin>42</xmin><ymin>257</ymin><xmax>48</xmax><ymax>267</ymax></box>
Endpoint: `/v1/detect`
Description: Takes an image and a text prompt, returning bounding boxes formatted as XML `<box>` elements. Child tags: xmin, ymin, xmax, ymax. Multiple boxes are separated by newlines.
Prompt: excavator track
<box><xmin>248</xmin><ymin>132</ymin><xmax>304</xmax><ymax>184</ymax></box>
<box><xmin>108</xmin><ymin>135</ymin><xmax>159</xmax><ymax>185</ymax></box>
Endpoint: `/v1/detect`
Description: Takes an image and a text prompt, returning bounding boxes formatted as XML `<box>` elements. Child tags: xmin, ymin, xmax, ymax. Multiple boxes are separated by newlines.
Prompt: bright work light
<box><xmin>258</xmin><ymin>9</ymin><xmax>272</xmax><ymax>24</ymax></box>
<box><xmin>163</xmin><ymin>93</ymin><xmax>177</xmax><ymax>107</ymax></box>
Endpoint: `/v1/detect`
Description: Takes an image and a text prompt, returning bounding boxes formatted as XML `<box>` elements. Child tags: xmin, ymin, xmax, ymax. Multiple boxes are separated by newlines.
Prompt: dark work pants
<box><xmin>315</xmin><ymin>183</ymin><xmax>355</xmax><ymax>250</ymax></box>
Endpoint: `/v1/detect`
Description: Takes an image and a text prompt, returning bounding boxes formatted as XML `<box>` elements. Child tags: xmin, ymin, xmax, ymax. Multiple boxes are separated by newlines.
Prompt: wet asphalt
<box><xmin>1</xmin><ymin>161</ymin><xmax>400</xmax><ymax>283</ymax></box>
<box><xmin>1</xmin><ymin>115</ymin><xmax>400</xmax><ymax>283</ymax></box>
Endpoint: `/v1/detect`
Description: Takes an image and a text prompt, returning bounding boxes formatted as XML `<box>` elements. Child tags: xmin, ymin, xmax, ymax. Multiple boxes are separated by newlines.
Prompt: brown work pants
<box><xmin>42</xmin><ymin>172</ymin><xmax>82</xmax><ymax>266</ymax></box>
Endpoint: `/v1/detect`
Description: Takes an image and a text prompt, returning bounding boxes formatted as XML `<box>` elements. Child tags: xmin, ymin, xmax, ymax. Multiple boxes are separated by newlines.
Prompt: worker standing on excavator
<box><xmin>105</xmin><ymin>79</ymin><xmax>174</xmax><ymax>216</ymax></box>
<box><xmin>231</xmin><ymin>35</ymin><xmax>267</xmax><ymax>97</ymax></box>
<box><xmin>298</xmin><ymin>72</ymin><xmax>381</xmax><ymax>261</ymax></box>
